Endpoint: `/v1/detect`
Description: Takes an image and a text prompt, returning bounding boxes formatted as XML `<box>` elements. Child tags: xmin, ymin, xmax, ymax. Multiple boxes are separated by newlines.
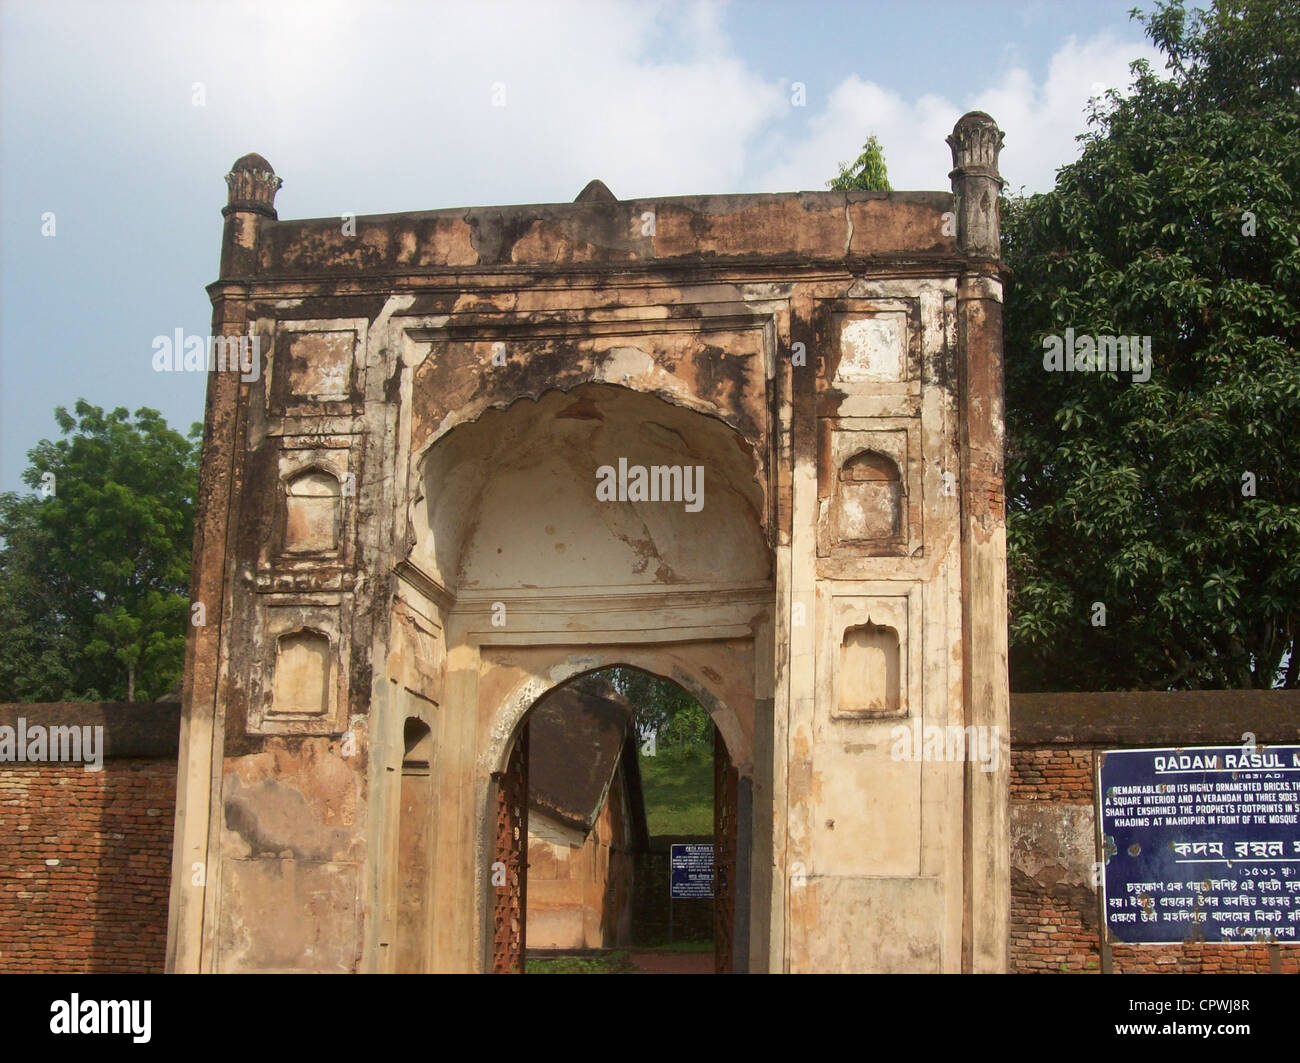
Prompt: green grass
<box><xmin>638</xmin><ymin>746</ymin><xmax>712</xmax><ymax>835</ymax></box>
<box><xmin>526</xmin><ymin>950</ymin><xmax>636</xmax><ymax>974</ymax></box>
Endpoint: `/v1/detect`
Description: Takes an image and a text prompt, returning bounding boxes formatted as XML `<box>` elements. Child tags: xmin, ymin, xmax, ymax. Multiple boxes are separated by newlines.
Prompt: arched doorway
<box><xmin>488</xmin><ymin>665</ymin><xmax>750</xmax><ymax>974</ymax></box>
<box><xmin>394</xmin><ymin>380</ymin><xmax>773</xmax><ymax>973</ymax></box>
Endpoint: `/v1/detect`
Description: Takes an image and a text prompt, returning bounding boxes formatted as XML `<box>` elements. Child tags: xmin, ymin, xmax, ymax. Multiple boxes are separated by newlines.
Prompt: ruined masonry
<box><xmin>167</xmin><ymin>112</ymin><xmax>1011</xmax><ymax>973</ymax></box>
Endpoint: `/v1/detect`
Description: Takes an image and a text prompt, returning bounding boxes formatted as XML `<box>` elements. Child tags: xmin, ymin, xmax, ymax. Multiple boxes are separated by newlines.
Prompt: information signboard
<box><xmin>1099</xmin><ymin>745</ymin><xmax>1300</xmax><ymax>944</ymax></box>
<box><xmin>670</xmin><ymin>843</ymin><xmax>714</xmax><ymax>900</ymax></box>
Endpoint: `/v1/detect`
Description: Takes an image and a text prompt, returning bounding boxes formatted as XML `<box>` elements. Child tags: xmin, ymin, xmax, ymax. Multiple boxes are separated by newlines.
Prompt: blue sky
<box><xmin>0</xmin><ymin>0</ymin><xmax>1164</xmax><ymax>493</ymax></box>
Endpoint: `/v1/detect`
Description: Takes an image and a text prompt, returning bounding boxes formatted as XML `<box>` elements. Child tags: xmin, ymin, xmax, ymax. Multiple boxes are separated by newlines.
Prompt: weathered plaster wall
<box><xmin>167</xmin><ymin>116</ymin><xmax>1012</xmax><ymax>974</ymax></box>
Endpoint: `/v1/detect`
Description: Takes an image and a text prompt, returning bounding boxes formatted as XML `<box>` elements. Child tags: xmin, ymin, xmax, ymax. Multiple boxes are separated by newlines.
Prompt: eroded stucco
<box><xmin>167</xmin><ymin>113</ymin><xmax>1010</xmax><ymax>974</ymax></box>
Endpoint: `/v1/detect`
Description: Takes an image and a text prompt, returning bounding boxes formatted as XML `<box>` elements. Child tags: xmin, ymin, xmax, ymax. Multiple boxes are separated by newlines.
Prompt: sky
<box><xmin>0</xmin><ymin>0</ymin><xmax>1166</xmax><ymax>493</ymax></box>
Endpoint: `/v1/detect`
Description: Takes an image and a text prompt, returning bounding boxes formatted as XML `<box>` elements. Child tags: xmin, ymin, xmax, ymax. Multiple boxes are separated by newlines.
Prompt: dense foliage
<box><xmin>1002</xmin><ymin>0</ymin><xmax>1299</xmax><ymax>690</ymax></box>
<box><xmin>0</xmin><ymin>402</ymin><xmax>200</xmax><ymax>701</ymax></box>
<box><xmin>607</xmin><ymin>666</ymin><xmax>714</xmax><ymax>755</ymax></box>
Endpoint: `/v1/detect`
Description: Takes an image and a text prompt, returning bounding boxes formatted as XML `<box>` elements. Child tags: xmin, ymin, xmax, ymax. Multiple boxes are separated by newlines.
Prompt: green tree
<box><xmin>607</xmin><ymin>667</ymin><xmax>713</xmax><ymax>757</ymax></box>
<box><xmin>828</xmin><ymin>134</ymin><xmax>892</xmax><ymax>192</ymax></box>
<box><xmin>1002</xmin><ymin>0</ymin><xmax>1300</xmax><ymax>690</ymax></box>
<box><xmin>0</xmin><ymin>401</ymin><xmax>201</xmax><ymax>701</ymax></box>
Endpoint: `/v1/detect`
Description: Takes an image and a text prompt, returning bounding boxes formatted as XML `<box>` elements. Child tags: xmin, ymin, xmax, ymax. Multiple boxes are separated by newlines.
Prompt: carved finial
<box><xmin>224</xmin><ymin>153</ymin><xmax>282</xmax><ymax>219</ymax></box>
<box><xmin>947</xmin><ymin>112</ymin><xmax>1004</xmax><ymax>183</ymax></box>
<box><xmin>946</xmin><ymin>113</ymin><xmax>1004</xmax><ymax>259</ymax></box>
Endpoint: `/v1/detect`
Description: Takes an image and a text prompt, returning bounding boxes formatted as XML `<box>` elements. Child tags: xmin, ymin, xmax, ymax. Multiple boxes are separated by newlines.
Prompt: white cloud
<box><xmin>973</xmin><ymin>32</ymin><xmax>1164</xmax><ymax>193</ymax></box>
<box><xmin>1</xmin><ymin>0</ymin><xmax>785</xmax><ymax>215</ymax></box>
<box><xmin>751</xmin><ymin>31</ymin><xmax>1163</xmax><ymax>196</ymax></box>
<box><xmin>2</xmin><ymin>2</ymin><xmax>1159</xmax><ymax>219</ymax></box>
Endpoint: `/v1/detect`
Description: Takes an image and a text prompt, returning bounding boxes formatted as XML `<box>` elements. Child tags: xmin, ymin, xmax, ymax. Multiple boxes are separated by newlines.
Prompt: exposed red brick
<box><xmin>0</xmin><ymin>760</ymin><xmax>174</xmax><ymax>973</ymax></box>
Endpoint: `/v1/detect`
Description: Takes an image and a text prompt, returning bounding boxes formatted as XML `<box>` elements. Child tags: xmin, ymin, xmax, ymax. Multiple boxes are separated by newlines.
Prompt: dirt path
<box><xmin>628</xmin><ymin>950</ymin><xmax>713</xmax><ymax>974</ymax></box>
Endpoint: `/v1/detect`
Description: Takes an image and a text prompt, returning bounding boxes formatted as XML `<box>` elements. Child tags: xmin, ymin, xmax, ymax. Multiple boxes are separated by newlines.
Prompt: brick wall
<box><xmin>1010</xmin><ymin>691</ymin><xmax>1300</xmax><ymax>975</ymax></box>
<box><xmin>1010</xmin><ymin>746</ymin><xmax>1101</xmax><ymax>973</ymax></box>
<box><xmin>0</xmin><ymin>703</ymin><xmax>179</xmax><ymax>973</ymax></box>
<box><xmin>1011</xmin><ymin>748</ymin><xmax>1093</xmax><ymax>801</ymax></box>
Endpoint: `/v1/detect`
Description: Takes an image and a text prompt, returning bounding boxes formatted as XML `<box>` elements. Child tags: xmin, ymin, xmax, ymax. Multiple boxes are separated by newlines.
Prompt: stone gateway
<box><xmin>166</xmin><ymin>114</ymin><xmax>1011</xmax><ymax>973</ymax></box>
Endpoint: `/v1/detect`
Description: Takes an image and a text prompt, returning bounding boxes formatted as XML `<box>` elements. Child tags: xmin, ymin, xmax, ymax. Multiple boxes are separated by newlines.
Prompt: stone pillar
<box><xmin>165</xmin><ymin>155</ymin><xmax>279</xmax><ymax>972</ymax></box>
<box><xmin>947</xmin><ymin>113</ymin><xmax>1011</xmax><ymax>972</ymax></box>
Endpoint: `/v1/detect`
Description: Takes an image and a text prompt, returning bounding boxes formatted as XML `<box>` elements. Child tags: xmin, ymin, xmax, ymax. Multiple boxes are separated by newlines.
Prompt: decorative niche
<box><xmin>270</xmin><ymin>628</ymin><xmax>333</xmax><ymax>718</ymax></box>
<box><xmin>817</xmin><ymin>423</ymin><xmax>920</xmax><ymax>558</ymax></box>
<box><xmin>820</xmin><ymin>587</ymin><xmax>920</xmax><ymax>726</ymax></box>
<box><xmin>267</xmin><ymin>319</ymin><xmax>367</xmax><ymax>414</ymax></box>
<box><xmin>838</xmin><ymin>621</ymin><xmax>901</xmax><ymax>717</ymax></box>
<box><xmin>284</xmin><ymin>468</ymin><xmax>342</xmax><ymax>553</ymax></box>
<box><xmin>828</xmin><ymin>304</ymin><xmax>922</xmax><ymax>398</ymax></box>
<box><xmin>836</xmin><ymin>312</ymin><xmax>908</xmax><ymax>383</ymax></box>
<box><xmin>834</xmin><ymin>450</ymin><xmax>904</xmax><ymax>545</ymax></box>
<box><xmin>248</xmin><ymin>599</ymin><xmax>350</xmax><ymax>735</ymax></box>
<box><xmin>262</xmin><ymin>444</ymin><xmax>354</xmax><ymax>576</ymax></box>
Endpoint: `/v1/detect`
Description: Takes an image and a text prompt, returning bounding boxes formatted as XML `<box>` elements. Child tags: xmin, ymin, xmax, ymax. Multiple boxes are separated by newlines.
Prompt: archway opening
<box><xmin>399</xmin><ymin>380</ymin><xmax>771</xmax><ymax>974</ymax></box>
<box><xmin>491</xmin><ymin>665</ymin><xmax>748</xmax><ymax>974</ymax></box>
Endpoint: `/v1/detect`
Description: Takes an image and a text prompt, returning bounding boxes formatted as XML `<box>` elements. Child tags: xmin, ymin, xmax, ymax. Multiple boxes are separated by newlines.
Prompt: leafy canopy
<box><xmin>1002</xmin><ymin>0</ymin><xmax>1300</xmax><ymax>690</ymax></box>
<box><xmin>603</xmin><ymin>667</ymin><xmax>713</xmax><ymax>756</ymax></box>
<box><xmin>0</xmin><ymin>401</ymin><xmax>201</xmax><ymax>701</ymax></box>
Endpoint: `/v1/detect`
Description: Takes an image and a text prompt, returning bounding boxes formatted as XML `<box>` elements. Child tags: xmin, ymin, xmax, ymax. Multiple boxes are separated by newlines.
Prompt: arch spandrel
<box><xmin>403</xmin><ymin>314</ymin><xmax>773</xmax><ymax>499</ymax></box>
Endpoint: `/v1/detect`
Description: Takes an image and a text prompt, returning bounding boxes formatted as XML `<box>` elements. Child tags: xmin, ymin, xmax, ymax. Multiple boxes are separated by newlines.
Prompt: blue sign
<box><xmin>670</xmin><ymin>843</ymin><xmax>714</xmax><ymax>899</ymax></box>
<box><xmin>1099</xmin><ymin>745</ymin><xmax>1300</xmax><ymax>944</ymax></box>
